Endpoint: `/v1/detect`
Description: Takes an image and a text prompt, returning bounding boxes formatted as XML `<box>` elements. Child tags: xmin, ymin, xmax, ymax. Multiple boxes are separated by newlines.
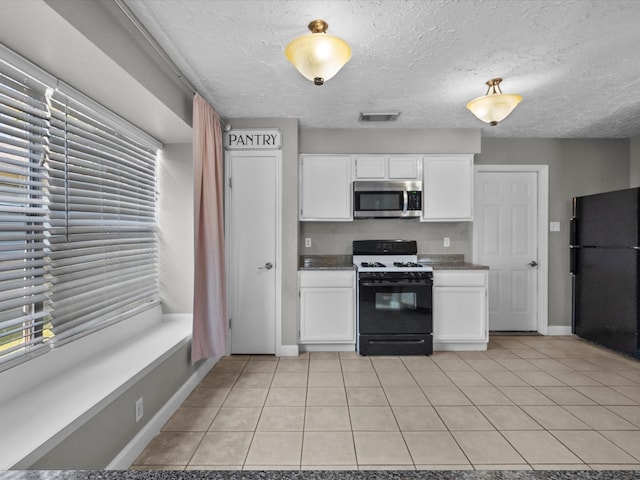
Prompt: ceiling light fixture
<box><xmin>285</xmin><ymin>19</ymin><xmax>352</xmax><ymax>86</ymax></box>
<box><xmin>466</xmin><ymin>78</ymin><xmax>522</xmax><ymax>126</ymax></box>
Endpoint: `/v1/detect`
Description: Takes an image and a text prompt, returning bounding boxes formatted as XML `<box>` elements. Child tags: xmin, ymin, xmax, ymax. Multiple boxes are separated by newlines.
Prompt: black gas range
<box><xmin>353</xmin><ymin>240</ymin><xmax>433</xmax><ymax>356</ymax></box>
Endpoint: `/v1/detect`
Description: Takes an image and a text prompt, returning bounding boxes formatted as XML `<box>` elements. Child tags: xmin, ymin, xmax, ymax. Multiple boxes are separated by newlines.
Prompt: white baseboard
<box><xmin>278</xmin><ymin>344</ymin><xmax>299</xmax><ymax>357</ymax></box>
<box><xmin>299</xmin><ymin>344</ymin><xmax>356</xmax><ymax>352</ymax></box>
<box><xmin>107</xmin><ymin>356</ymin><xmax>218</xmax><ymax>469</ymax></box>
<box><xmin>434</xmin><ymin>342</ymin><xmax>488</xmax><ymax>352</ymax></box>
<box><xmin>545</xmin><ymin>325</ymin><xmax>573</xmax><ymax>336</ymax></box>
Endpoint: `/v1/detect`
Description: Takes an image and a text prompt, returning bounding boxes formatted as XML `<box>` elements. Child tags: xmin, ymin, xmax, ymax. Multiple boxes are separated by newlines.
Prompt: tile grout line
<box><xmin>188</xmin><ymin>357</ymin><xmax>245</xmax><ymax>470</ymax></box>
<box><xmin>401</xmin><ymin>356</ymin><xmax>457</xmax><ymax>470</ymax></box>
<box><xmin>339</xmin><ymin>354</ymin><xmax>359</xmax><ymax>470</ymax></box>
<box><xmin>239</xmin><ymin>356</ymin><xmax>265</xmax><ymax>470</ymax></box>
<box><xmin>370</xmin><ymin>356</ymin><xmax>413</xmax><ymax>470</ymax></box>
<box><xmin>132</xmin><ymin>337</ymin><xmax>640</xmax><ymax>470</ymax></box>
<box><xmin>298</xmin><ymin>354</ymin><xmax>310</xmax><ymax>470</ymax></box>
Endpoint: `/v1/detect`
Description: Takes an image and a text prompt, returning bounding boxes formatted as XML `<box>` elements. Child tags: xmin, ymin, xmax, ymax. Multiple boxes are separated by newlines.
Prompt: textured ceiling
<box><xmin>124</xmin><ymin>0</ymin><xmax>640</xmax><ymax>138</ymax></box>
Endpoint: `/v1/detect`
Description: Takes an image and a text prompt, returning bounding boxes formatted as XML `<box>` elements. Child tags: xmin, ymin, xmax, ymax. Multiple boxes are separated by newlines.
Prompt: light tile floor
<box><xmin>131</xmin><ymin>335</ymin><xmax>640</xmax><ymax>471</ymax></box>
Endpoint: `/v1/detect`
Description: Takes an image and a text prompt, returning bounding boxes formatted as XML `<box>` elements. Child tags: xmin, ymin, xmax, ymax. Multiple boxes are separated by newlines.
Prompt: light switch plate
<box><xmin>550</xmin><ymin>221</ymin><xmax>560</xmax><ymax>232</ymax></box>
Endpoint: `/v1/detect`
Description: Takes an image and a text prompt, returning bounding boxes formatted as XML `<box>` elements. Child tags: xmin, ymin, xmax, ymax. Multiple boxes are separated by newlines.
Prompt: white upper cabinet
<box><xmin>388</xmin><ymin>156</ymin><xmax>420</xmax><ymax>178</ymax></box>
<box><xmin>299</xmin><ymin>153</ymin><xmax>473</xmax><ymax>222</ymax></box>
<box><xmin>354</xmin><ymin>155</ymin><xmax>421</xmax><ymax>180</ymax></box>
<box><xmin>354</xmin><ymin>156</ymin><xmax>386</xmax><ymax>179</ymax></box>
<box><xmin>422</xmin><ymin>154</ymin><xmax>474</xmax><ymax>222</ymax></box>
<box><xmin>299</xmin><ymin>155</ymin><xmax>352</xmax><ymax>221</ymax></box>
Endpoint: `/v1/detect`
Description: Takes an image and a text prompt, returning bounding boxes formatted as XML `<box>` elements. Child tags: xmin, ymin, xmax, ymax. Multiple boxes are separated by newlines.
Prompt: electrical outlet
<box><xmin>305</xmin><ymin>237</ymin><xmax>312</xmax><ymax>248</ymax></box>
<box><xmin>135</xmin><ymin>397</ymin><xmax>144</xmax><ymax>422</ymax></box>
<box><xmin>444</xmin><ymin>237</ymin><xmax>450</xmax><ymax>248</ymax></box>
<box><xmin>550</xmin><ymin>221</ymin><xmax>561</xmax><ymax>232</ymax></box>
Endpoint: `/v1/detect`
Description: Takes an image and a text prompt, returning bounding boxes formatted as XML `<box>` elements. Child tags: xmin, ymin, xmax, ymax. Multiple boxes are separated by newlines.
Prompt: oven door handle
<box><xmin>402</xmin><ymin>189</ymin><xmax>408</xmax><ymax>215</ymax></box>
<box><xmin>368</xmin><ymin>339</ymin><xmax>426</xmax><ymax>345</ymax></box>
<box><xmin>360</xmin><ymin>281</ymin><xmax>432</xmax><ymax>287</ymax></box>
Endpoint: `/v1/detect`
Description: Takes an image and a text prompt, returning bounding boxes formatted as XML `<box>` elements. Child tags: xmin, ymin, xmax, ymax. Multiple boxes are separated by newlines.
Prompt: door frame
<box><xmin>224</xmin><ymin>149</ymin><xmax>283</xmax><ymax>355</ymax></box>
<box><xmin>472</xmin><ymin>164</ymin><xmax>549</xmax><ymax>334</ymax></box>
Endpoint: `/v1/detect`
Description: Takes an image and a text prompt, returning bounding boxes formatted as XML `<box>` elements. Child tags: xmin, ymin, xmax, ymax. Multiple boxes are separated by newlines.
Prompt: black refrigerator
<box><xmin>570</xmin><ymin>187</ymin><xmax>640</xmax><ymax>358</ymax></box>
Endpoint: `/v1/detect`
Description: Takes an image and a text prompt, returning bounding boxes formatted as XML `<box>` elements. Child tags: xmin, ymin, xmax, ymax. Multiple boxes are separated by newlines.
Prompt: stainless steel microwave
<box><xmin>353</xmin><ymin>181</ymin><xmax>422</xmax><ymax>218</ymax></box>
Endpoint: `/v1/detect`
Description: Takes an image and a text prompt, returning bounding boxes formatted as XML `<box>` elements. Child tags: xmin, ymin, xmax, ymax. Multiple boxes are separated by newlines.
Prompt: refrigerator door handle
<box><xmin>569</xmin><ymin>245</ymin><xmax>579</xmax><ymax>274</ymax></box>
<box><xmin>569</xmin><ymin>216</ymin><xmax>578</xmax><ymax>246</ymax></box>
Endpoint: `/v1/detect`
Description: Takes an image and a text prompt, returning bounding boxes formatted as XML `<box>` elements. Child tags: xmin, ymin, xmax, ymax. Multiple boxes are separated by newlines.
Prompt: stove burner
<box><xmin>393</xmin><ymin>261</ymin><xmax>423</xmax><ymax>268</ymax></box>
<box><xmin>361</xmin><ymin>261</ymin><xmax>386</xmax><ymax>268</ymax></box>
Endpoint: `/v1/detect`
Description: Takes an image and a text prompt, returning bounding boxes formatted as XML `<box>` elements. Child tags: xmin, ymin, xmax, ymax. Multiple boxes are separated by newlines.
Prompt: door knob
<box><xmin>528</xmin><ymin>260</ymin><xmax>538</xmax><ymax>267</ymax></box>
<box><xmin>258</xmin><ymin>262</ymin><xmax>273</xmax><ymax>270</ymax></box>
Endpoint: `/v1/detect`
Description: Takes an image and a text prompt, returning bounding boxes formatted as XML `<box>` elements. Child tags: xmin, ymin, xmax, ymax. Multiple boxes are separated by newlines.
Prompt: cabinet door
<box><xmin>354</xmin><ymin>155</ymin><xmax>386</xmax><ymax>179</ymax></box>
<box><xmin>300</xmin><ymin>155</ymin><xmax>352</xmax><ymax>221</ymax></box>
<box><xmin>388</xmin><ymin>156</ymin><xmax>419</xmax><ymax>179</ymax></box>
<box><xmin>422</xmin><ymin>155</ymin><xmax>473</xmax><ymax>221</ymax></box>
<box><xmin>433</xmin><ymin>286</ymin><xmax>487</xmax><ymax>343</ymax></box>
<box><xmin>300</xmin><ymin>287</ymin><xmax>355</xmax><ymax>343</ymax></box>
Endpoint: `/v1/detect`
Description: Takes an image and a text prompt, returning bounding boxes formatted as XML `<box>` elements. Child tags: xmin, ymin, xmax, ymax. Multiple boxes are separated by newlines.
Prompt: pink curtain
<box><xmin>191</xmin><ymin>93</ymin><xmax>227</xmax><ymax>363</ymax></box>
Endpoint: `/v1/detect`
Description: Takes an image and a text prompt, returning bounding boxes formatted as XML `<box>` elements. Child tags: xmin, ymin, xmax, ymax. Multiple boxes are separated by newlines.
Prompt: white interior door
<box><xmin>475</xmin><ymin>171</ymin><xmax>538</xmax><ymax>331</ymax></box>
<box><xmin>227</xmin><ymin>150</ymin><xmax>279</xmax><ymax>354</ymax></box>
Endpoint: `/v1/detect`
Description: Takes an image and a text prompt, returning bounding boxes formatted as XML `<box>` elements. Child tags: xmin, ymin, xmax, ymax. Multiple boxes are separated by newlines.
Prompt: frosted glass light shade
<box><xmin>285</xmin><ymin>20</ymin><xmax>352</xmax><ymax>85</ymax></box>
<box><xmin>466</xmin><ymin>78</ymin><xmax>522</xmax><ymax>126</ymax></box>
<box><xmin>466</xmin><ymin>93</ymin><xmax>522</xmax><ymax>125</ymax></box>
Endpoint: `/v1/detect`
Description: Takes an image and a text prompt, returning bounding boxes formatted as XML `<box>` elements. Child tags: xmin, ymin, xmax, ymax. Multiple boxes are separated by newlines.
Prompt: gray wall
<box><xmin>300</xmin><ymin>128</ymin><xmax>481</xmax><ymax>154</ymax></box>
<box><xmin>29</xmin><ymin>342</ymin><xmax>196</xmax><ymax>469</ymax></box>
<box><xmin>302</xmin><ymin>220</ymin><xmax>472</xmax><ymax>259</ymax></box>
<box><xmin>631</xmin><ymin>135</ymin><xmax>640</xmax><ymax>187</ymax></box>
<box><xmin>476</xmin><ymin>138</ymin><xmax>630</xmax><ymax>327</ymax></box>
<box><xmin>228</xmin><ymin>118</ymin><xmax>300</xmax><ymax>347</ymax></box>
<box><xmin>159</xmin><ymin>144</ymin><xmax>195</xmax><ymax>313</ymax></box>
<box><xmin>37</xmin><ymin>0</ymin><xmax>193</xmax><ymax>142</ymax></box>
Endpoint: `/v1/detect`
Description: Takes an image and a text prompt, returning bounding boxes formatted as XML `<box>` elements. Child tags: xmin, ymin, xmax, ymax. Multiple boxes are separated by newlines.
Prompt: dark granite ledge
<box><xmin>418</xmin><ymin>253</ymin><xmax>489</xmax><ymax>270</ymax></box>
<box><xmin>299</xmin><ymin>255</ymin><xmax>355</xmax><ymax>270</ymax></box>
<box><xmin>1</xmin><ymin>470</ymin><xmax>638</xmax><ymax>480</ymax></box>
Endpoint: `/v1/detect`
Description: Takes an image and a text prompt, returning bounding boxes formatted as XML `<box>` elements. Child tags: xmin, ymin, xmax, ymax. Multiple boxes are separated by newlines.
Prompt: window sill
<box><xmin>0</xmin><ymin>305</ymin><xmax>192</xmax><ymax>469</ymax></box>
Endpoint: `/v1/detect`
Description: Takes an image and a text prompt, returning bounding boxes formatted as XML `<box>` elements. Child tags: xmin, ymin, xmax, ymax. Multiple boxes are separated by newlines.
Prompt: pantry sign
<box><xmin>224</xmin><ymin>129</ymin><xmax>282</xmax><ymax>150</ymax></box>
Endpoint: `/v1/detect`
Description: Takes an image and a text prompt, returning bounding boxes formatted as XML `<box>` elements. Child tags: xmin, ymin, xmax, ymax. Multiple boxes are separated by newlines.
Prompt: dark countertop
<box><xmin>0</xmin><ymin>470</ymin><xmax>637</xmax><ymax>480</ymax></box>
<box><xmin>298</xmin><ymin>254</ymin><xmax>488</xmax><ymax>271</ymax></box>
<box><xmin>418</xmin><ymin>254</ymin><xmax>489</xmax><ymax>271</ymax></box>
<box><xmin>298</xmin><ymin>255</ymin><xmax>356</xmax><ymax>270</ymax></box>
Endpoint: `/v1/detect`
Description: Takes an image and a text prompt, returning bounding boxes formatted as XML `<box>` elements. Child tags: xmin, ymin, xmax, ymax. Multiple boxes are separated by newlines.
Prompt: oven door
<box><xmin>358</xmin><ymin>278</ymin><xmax>432</xmax><ymax>334</ymax></box>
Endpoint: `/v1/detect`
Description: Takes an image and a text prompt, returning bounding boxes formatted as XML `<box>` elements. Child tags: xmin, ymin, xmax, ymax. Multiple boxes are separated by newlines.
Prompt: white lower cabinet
<box><xmin>433</xmin><ymin>270</ymin><xmax>488</xmax><ymax>351</ymax></box>
<box><xmin>299</xmin><ymin>270</ymin><xmax>356</xmax><ymax>349</ymax></box>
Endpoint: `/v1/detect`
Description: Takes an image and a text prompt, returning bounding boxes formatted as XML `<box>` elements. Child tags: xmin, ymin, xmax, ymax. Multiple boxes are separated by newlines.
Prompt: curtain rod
<box><xmin>112</xmin><ymin>0</ymin><xmax>232</xmax><ymax>131</ymax></box>
<box><xmin>113</xmin><ymin>0</ymin><xmax>197</xmax><ymax>95</ymax></box>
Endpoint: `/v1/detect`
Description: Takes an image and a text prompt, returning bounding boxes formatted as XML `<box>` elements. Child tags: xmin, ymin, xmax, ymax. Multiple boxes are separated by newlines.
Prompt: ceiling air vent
<box><xmin>358</xmin><ymin>112</ymin><xmax>401</xmax><ymax>122</ymax></box>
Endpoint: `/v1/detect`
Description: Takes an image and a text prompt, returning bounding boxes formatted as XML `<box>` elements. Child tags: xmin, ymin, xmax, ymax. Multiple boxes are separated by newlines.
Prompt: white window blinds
<box><xmin>0</xmin><ymin>51</ymin><xmax>160</xmax><ymax>370</ymax></box>
<box><xmin>46</xmin><ymin>92</ymin><xmax>160</xmax><ymax>345</ymax></box>
<box><xmin>0</xmin><ymin>64</ymin><xmax>52</xmax><ymax>363</ymax></box>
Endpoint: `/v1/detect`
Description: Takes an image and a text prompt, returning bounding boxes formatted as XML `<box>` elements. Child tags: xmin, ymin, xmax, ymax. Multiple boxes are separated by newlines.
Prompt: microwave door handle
<box><xmin>402</xmin><ymin>190</ymin><xmax>408</xmax><ymax>215</ymax></box>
